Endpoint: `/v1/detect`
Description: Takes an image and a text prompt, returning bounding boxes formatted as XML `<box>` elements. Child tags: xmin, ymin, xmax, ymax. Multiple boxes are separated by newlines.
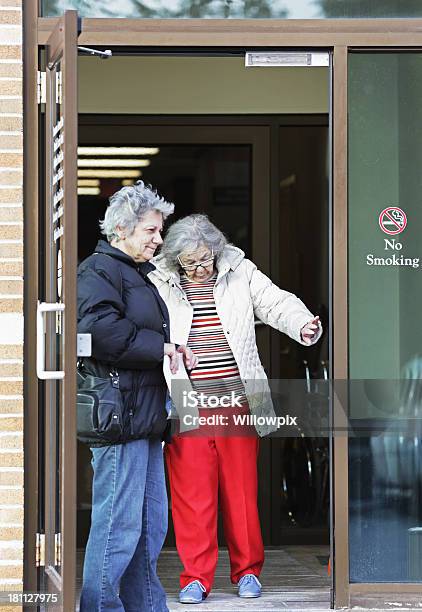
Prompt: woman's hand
<box><xmin>300</xmin><ymin>316</ymin><xmax>321</xmax><ymax>345</ymax></box>
<box><xmin>177</xmin><ymin>345</ymin><xmax>198</xmax><ymax>371</ymax></box>
<box><xmin>164</xmin><ymin>343</ymin><xmax>179</xmax><ymax>374</ymax></box>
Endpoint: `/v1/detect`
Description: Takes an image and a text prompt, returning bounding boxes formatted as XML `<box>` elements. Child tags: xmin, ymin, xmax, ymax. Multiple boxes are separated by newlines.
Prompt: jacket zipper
<box><xmin>128</xmin><ymin>408</ymin><xmax>134</xmax><ymax>435</ymax></box>
<box><xmin>128</xmin><ymin>379</ymin><xmax>137</xmax><ymax>436</ymax></box>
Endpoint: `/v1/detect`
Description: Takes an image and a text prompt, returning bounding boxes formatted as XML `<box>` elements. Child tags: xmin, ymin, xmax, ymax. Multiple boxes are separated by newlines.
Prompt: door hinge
<box><xmin>35</xmin><ymin>532</ymin><xmax>45</xmax><ymax>567</ymax></box>
<box><xmin>55</xmin><ymin>532</ymin><xmax>61</xmax><ymax>567</ymax></box>
<box><xmin>37</xmin><ymin>71</ymin><xmax>46</xmax><ymax>104</ymax></box>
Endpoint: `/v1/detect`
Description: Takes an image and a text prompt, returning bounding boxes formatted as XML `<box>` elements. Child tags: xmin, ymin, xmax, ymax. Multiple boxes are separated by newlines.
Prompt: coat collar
<box><xmin>93</xmin><ymin>239</ymin><xmax>156</xmax><ymax>276</ymax></box>
<box><xmin>150</xmin><ymin>245</ymin><xmax>245</xmax><ymax>285</ymax></box>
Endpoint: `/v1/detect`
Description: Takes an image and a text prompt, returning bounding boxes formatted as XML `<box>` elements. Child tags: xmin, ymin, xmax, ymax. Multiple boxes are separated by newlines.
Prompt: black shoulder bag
<box><xmin>77</xmin><ymin>254</ymin><xmax>124</xmax><ymax>445</ymax></box>
<box><xmin>77</xmin><ymin>365</ymin><xmax>123</xmax><ymax>444</ymax></box>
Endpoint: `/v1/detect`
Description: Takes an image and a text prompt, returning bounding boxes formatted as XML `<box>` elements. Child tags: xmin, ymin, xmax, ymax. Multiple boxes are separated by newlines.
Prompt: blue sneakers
<box><xmin>237</xmin><ymin>574</ymin><xmax>262</xmax><ymax>598</ymax></box>
<box><xmin>179</xmin><ymin>580</ymin><xmax>207</xmax><ymax>604</ymax></box>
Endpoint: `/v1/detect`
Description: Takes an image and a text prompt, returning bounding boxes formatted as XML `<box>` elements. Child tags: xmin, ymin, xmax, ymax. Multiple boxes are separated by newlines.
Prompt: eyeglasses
<box><xmin>177</xmin><ymin>250</ymin><xmax>214</xmax><ymax>272</ymax></box>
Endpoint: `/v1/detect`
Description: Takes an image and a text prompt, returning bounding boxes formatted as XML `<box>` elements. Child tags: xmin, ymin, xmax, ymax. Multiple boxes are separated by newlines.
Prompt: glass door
<box><xmin>348</xmin><ymin>51</ymin><xmax>422</xmax><ymax>585</ymax></box>
<box><xmin>37</xmin><ymin>11</ymin><xmax>78</xmax><ymax>610</ymax></box>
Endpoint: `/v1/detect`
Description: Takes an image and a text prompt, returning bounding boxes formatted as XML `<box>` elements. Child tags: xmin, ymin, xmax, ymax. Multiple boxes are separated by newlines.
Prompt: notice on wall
<box><xmin>366</xmin><ymin>207</ymin><xmax>419</xmax><ymax>269</ymax></box>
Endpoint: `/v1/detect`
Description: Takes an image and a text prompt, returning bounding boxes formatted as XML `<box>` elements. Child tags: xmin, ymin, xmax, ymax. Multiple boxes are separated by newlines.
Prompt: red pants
<box><xmin>165</xmin><ymin>434</ymin><xmax>264</xmax><ymax>594</ymax></box>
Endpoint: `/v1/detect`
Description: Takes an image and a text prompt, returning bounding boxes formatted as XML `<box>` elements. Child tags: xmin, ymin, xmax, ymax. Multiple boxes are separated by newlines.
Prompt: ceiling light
<box><xmin>78</xmin><ymin>169</ymin><xmax>142</xmax><ymax>178</ymax></box>
<box><xmin>78</xmin><ymin>179</ymin><xmax>100</xmax><ymax>187</ymax></box>
<box><xmin>122</xmin><ymin>179</ymin><xmax>135</xmax><ymax>186</ymax></box>
<box><xmin>78</xmin><ymin>159</ymin><xmax>151</xmax><ymax>168</ymax></box>
<box><xmin>78</xmin><ymin>187</ymin><xmax>100</xmax><ymax>196</ymax></box>
<box><xmin>78</xmin><ymin>147</ymin><xmax>159</xmax><ymax>156</ymax></box>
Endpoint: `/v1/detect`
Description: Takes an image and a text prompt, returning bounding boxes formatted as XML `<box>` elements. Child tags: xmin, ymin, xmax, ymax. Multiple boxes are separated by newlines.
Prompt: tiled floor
<box><xmin>77</xmin><ymin>545</ymin><xmax>332</xmax><ymax>611</ymax></box>
<box><xmin>161</xmin><ymin>545</ymin><xmax>331</xmax><ymax>611</ymax></box>
<box><xmin>76</xmin><ymin>547</ymin><xmax>422</xmax><ymax>610</ymax></box>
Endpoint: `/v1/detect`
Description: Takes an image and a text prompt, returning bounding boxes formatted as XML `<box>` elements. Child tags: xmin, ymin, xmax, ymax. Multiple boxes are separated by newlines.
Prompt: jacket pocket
<box><xmin>95</xmin><ymin>398</ymin><xmax>123</xmax><ymax>440</ymax></box>
<box><xmin>77</xmin><ymin>391</ymin><xmax>99</xmax><ymax>441</ymax></box>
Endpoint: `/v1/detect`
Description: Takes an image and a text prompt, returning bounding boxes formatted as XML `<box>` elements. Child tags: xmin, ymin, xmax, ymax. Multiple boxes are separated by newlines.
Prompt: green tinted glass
<box><xmin>348</xmin><ymin>52</ymin><xmax>422</xmax><ymax>583</ymax></box>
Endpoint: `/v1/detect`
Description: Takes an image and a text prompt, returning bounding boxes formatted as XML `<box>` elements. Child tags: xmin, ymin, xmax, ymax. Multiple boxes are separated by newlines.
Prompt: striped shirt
<box><xmin>180</xmin><ymin>272</ymin><xmax>247</xmax><ymax>407</ymax></box>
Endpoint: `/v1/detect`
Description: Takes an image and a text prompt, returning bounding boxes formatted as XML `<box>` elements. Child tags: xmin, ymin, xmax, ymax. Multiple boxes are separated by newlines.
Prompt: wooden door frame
<box><xmin>44</xmin><ymin>11</ymin><xmax>78</xmax><ymax>612</ymax></box>
<box><xmin>24</xmin><ymin>6</ymin><xmax>422</xmax><ymax>610</ymax></box>
<box><xmin>37</xmin><ymin>17</ymin><xmax>422</xmax><ymax>48</ymax></box>
<box><xmin>23</xmin><ymin>6</ymin><xmax>78</xmax><ymax>612</ymax></box>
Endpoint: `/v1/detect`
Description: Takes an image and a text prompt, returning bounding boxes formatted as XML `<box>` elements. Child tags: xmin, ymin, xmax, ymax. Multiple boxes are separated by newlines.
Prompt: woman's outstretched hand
<box><xmin>300</xmin><ymin>316</ymin><xmax>321</xmax><ymax>345</ymax></box>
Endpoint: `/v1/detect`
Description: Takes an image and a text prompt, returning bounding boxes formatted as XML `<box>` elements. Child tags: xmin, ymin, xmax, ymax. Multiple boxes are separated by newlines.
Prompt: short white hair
<box><xmin>99</xmin><ymin>180</ymin><xmax>174</xmax><ymax>242</ymax></box>
<box><xmin>160</xmin><ymin>214</ymin><xmax>228</xmax><ymax>271</ymax></box>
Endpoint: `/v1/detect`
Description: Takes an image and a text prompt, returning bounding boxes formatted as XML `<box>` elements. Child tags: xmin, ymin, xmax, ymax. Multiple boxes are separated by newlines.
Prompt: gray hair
<box><xmin>99</xmin><ymin>180</ymin><xmax>174</xmax><ymax>242</ymax></box>
<box><xmin>160</xmin><ymin>214</ymin><xmax>228</xmax><ymax>271</ymax></box>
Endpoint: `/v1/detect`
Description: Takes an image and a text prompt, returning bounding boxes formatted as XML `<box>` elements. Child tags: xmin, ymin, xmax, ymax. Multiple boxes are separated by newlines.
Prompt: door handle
<box><xmin>36</xmin><ymin>301</ymin><xmax>66</xmax><ymax>380</ymax></box>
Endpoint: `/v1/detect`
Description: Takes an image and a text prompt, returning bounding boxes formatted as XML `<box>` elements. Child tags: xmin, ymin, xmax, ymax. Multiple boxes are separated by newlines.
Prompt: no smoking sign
<box><xmin>378</xmin><ymin>207</ymin><xmax>407</xmax><ymax>235</ymax></box>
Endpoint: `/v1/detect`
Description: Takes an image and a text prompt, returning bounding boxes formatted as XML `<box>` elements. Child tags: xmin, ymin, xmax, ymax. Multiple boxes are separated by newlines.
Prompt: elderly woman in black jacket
<box><xmin>77</xmin><ymin>181</ymin><xmax>196</xmax><ymax>612</ymax></box>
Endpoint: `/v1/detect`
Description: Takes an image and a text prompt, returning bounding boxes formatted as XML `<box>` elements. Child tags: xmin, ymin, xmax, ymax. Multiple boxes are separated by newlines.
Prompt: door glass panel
<box><xmin>348</xmin><ymin>52</ymin><xmax>422</xmax><ymax>582</ymax></box>
<box><xmin>44</xmin><ymin>61</ymin><xmax>65</xmax><ymax>577</ymax></box>
<box><xmin>41</xmin><ymin>0</ymin><xmax>422</xmax><ymax>19</ymax></box>
<box><xmin>53</xmin><ymin>65</ymin><xmax>64</xmax><ymax>575</ymax></box>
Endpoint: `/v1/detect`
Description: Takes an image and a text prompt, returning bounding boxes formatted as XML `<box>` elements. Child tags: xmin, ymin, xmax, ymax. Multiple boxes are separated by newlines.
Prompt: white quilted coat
<box><xmin>149</xmin><ymin>245</ymin><xmax>322</xmax><ymax>436</ymax></box>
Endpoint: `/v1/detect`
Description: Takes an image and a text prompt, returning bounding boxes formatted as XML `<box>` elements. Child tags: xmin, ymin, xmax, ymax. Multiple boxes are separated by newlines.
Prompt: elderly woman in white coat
<box><xmin>149</xmin><ymin>214</ymin><xmax>322</xmax><ymax>604</ymax></box>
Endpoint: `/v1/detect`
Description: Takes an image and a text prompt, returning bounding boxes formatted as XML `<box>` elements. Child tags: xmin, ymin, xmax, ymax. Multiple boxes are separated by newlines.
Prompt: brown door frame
<box><xmin>24</xmin><ymin>9</ymin><xmax>422</xmax><ymax>610</ymax></box>
<box><xmin>37</xmin><ymin>18</ymin><xmax>422</xmax><ymax>48</ymax></box>
<box><xmin>23</xmin><ymin>6</ymin><xmax>78</xmax><ymax>612</ymax></box>
<box><xmin>43</xmin><ymin>11</ymin><xmax>78</xmax><ymax>612</ymax></box>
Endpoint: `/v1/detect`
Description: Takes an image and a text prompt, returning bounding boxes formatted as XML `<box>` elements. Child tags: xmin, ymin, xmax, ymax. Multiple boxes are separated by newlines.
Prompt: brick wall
<box><xmin>0</xmin><ymin>0</ymin><xmax>23</xmax><ymax>599</ymax></box>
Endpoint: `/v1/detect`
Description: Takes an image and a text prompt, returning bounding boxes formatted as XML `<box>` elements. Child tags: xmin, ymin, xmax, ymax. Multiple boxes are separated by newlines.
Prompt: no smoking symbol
<box><xmin>378</xmin><ymin>207</ymin><xmax>407</xmax><ymax>235</ymax></box>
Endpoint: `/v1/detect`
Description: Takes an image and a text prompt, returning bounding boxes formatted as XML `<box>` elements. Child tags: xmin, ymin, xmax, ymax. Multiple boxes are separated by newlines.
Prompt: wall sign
<box><xmin>365</xmin><ymin>208</ymin><xmax>418</xmax><ymax>268</ymax></box>
<box><xmin>378</xmin><ymin>206</ymin><xmax>407</xmax><ymax>235</ymax></box>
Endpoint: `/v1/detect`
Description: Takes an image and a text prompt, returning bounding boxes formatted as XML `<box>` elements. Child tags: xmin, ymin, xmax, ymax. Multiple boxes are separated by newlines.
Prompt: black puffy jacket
<box><xmin>77</xmin><ymin>240</ymin><xmax>170</xmax><ymax>446</ymax></box>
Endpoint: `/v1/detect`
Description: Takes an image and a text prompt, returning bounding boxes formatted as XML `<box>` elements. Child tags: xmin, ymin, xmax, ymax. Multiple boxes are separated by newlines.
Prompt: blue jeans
<box><xmin>80</xmin><ymin>439</ymin><xmax>169</xmax><ymax>612</ymax></box>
